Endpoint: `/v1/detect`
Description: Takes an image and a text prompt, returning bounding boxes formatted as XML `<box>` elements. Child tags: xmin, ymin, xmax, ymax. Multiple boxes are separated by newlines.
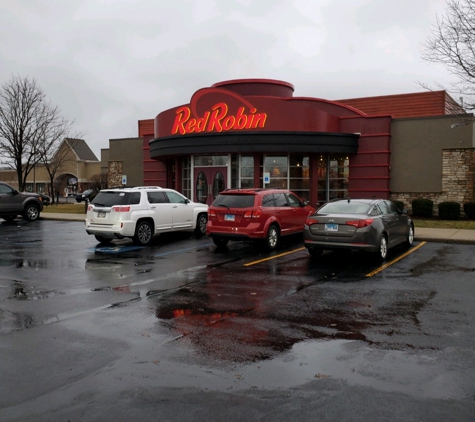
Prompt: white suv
<box><xmin>85</xmin><ymin>186</ymin><xmax>208</xmax><ymax>246</ymax></box>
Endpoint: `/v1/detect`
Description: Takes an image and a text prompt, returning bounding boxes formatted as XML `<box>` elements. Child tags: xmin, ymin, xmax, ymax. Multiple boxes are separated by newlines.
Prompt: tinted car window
<box><xmin>212</xmin><ymin>194</ymin><xmax>255</xmax><ymax>208</ymax></box>
<box><xmin>165</xmin><ymin>191</ymin><xmax>187</xmax><ymax>204</ymax></box>
<box><xmin>274</xmin><ymin>193</ymin><xmax>288</xmax><ymax>207</ymax></box>
<box><xmin>319</xmin><ymin>201</ymin><xmax>372</xmax><ymax>214</ymax></box>
<box><xmin>386</xmin><ymin>201</ymin><xmax>400</xmax><ymax>215</ymax></box>
<box><xmin>377</xmin><ymin>201</ymin><xmax>389</xmax><ymax>215</ymax></box>
<box><xmin>148</xmin><ymin>192</ymin><xmax>167</xmax><ymax>204</ymax></box>
<box><xmin>92</xmin><ymin>191</ymin><xmax>140</xmax><ymax>206</ymax></box>
<box><xmin>0</xmin><ymin>184</ymin><xmax>13</xmax><ymax>194</ymax></box>
<box><xmin>262</xmin><ymin>194</ymin><xmax>275</xmax><ymax>207</ymax></box>
<box><xmin>287</xmin><ymin>193</ymin><xmax>301</xmax><ymax>207</ymax></box>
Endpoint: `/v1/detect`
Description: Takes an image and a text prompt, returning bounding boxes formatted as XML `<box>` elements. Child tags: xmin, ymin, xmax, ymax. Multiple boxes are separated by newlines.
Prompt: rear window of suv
<box><xmin>212</xmin><ymin>194</ymin><xmax>255</xmax><ymax>208</ymax></box>
<box><xmin>92</xmin><ymin>191</ymin><xmax>141</xmax><ymax>207</ymax></box>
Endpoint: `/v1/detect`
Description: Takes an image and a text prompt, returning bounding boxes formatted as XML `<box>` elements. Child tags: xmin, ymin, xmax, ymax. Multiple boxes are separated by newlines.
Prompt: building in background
<box><xmin>0</xmin><ymin>138</ymin><xmax>100</xmax><ymax>197</ymax></box>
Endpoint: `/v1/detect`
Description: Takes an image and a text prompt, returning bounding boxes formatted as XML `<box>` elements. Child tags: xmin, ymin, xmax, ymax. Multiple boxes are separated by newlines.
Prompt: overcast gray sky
<box><xmin>1</xmin><ymin>0</ymin><xmax>455</xmax><ymax>159</ymax></box>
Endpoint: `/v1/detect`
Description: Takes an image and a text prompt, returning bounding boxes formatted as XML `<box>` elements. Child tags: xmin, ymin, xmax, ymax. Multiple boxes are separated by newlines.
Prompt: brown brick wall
<box><xmin>108</xmin><ymin>161</ymin><xmax>123</xmax><ymax>188</ymax></box>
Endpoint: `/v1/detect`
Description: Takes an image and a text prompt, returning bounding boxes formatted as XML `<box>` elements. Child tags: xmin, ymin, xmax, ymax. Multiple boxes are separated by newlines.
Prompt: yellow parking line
<box><xmin>366</xmin><ymin>241</ymin><xmax>426</xmax><ymax>277</ymax></box>
<box><xmin>243</xmin><ymin>247</ymin><xmax>306</xmax><ymax>267</ymax></box>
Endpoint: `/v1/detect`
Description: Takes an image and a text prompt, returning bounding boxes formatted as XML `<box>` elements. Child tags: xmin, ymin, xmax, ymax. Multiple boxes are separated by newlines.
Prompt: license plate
<box><xmin>224</xmin><ymin>214</ymin><xmax>235</xmax><ymax>221</ymax></box>
<box><xmin>97</xmin><ymin>211</ymin><xmax>106</xmax><ymax>218</ymax></box>
<box><xmin>325</xmin><ymin>223</ymin><xmax>338</xmax><ymax>231</ymax></box>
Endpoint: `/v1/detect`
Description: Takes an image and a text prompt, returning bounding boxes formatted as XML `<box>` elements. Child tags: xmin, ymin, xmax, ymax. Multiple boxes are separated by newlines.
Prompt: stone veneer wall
<box><xmin>391</xmin><ymin>148</ymin><xmax>475</xmax><ymax>216</ymax></box>
<box><xmin>108</xmin><ymin>161</ymin><xmax>123</xmax><ymax>188</ymax></box>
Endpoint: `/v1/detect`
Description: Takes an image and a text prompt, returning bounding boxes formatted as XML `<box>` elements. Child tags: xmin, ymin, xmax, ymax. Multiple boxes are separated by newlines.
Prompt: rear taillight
<box><xmin>305</xmin><ymin>217</ymin><xmax>318</xmax><ymax>226</ymax></box>
<box><xmin>88</xmin><ymin>205</ymin><xmax>94</xmax><ymax>211</ymax></box>
<box><xmin>208</xmin><ymin>209</ymin><xmax>217</xmax><ymax>218</ymax></box>
<box><xmin>112</xmin><ymin>206</ymin><xmax>131</xmax><ymax>212</ymax></box>
<box><xmin>243</xmin><ymin>210</ymin><xmax>262</xmax><ymax>218</ymax></box>
<box><xmin>345</xmin><ymin>218</ymin><xmax>374</xmax><ymax>228</ymax></box>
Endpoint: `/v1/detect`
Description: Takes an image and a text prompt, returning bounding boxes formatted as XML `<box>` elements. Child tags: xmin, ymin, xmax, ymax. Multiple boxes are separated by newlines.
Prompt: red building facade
<box><xmin>144</xmin><ymin>79</ymin><xmax>392</xmax><ymax>206</ymax></box>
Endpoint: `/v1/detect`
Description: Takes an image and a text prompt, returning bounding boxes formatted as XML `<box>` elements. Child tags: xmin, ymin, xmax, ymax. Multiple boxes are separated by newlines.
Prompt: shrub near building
<box><xmin>438</xmin><ymin>202</ymin><xmax>461</xmax><ymax>220</ymax></box>
<box><xmin>463</xmin><ymin>202</ymin><xmax>475</xmax><ymax>219</ymax></box>
<box><xmin>412</xmin><ymin>198</ymin><xmax>434</xmax><ymax>218</ymax></box>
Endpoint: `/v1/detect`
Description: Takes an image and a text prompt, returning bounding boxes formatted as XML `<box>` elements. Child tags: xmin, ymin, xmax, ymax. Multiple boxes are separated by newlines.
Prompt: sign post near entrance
<box><xmin>264</xmin><ymin>172</ymin><xmax>270</xmax><ymax>185</ymax></box>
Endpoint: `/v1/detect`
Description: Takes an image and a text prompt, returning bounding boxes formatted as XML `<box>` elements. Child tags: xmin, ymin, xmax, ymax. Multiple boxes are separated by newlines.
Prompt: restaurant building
<box><xmin>112</xmin><ymin>78</ymin><xmax>475</xmax><ymax>213</ymax></box>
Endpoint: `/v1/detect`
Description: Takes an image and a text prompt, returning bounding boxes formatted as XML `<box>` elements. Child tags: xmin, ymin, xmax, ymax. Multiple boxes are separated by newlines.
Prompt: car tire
<box><xmin>133</xmin><ymin>221</ymin><xmax>153</xmax><ymax>246</ymax></box>
<box><xmin>406</xmin><ymin>224</ymin><xmax>414</xmax><ymax>247</ymax></box>
<box><xmin>2</xmin><ymin>215</ymin><xmax>16</xmax><ymax>222</ymax></box>
<box><xmin>213</xmin><ymin>238</ymin><xmax>229</xmax><ymax>247</ymax></box>
<box><xmin>195</xmin><ymin>213</ymin><xmax>208</xmax><ymax>237</ymax></box>
<box><xmin>377</xmin><ymin>234</ymin><xmax>388</xmax><ymax>260</ymax></box>
<box><xmin>23</xmin><ymin>204</ymin><xmax>40</xmax><ymax>222</ymax></box>
<box><xmin>265</xmin><ymin>224</ymin><xmax>280</xmax><ymax>251</ymax></box>
<box><xmin>307</xmin><ymin>247</ymin><xmax>323</xmax><ymax>258</ymax></box>
<box><xmin>95</xmin><ymin>235</ymin><xmax>112</xmax><ymax>244</ymax></box>
<box><xmin>76</xmin><ymin>199</ymin><xmax>82</xmax><ymax>203</ymax></box>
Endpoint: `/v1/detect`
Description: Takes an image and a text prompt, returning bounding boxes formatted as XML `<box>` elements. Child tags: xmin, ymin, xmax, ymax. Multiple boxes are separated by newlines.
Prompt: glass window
<box><xmin>274</xmin><ymin>193</ymin><xmax>289</xmax><ymax>207</ymax></box>
<box><xmin>148</xmin><ymin>192</ymin><xmax>167</xmax><ymax>204</ymax></box>
<box><xmin>262</xmin><ymin>194</ymin><xmax>275</xmax><ymax>207</ymax></box>
<box><xmin>182</xmin><ymin>157</ymin><xmax>191</xmax><ymax>199</ymax></box>
<box><xmin>166</xmin><ymin>191</ymin><xmax>187</xmax><ymax>204</ymax></box>
<box><xmin>240</xmin><ymin>155</ymin><xmax>254</xmax><ymax>188</ymax></box>
<box><xmin>377</xmin><ymin>201</ymin><xmax>389</xmax><ymax>214</ymax></box>
<box><xmin>194</xmin><ymin>156</ymin><xmax>228</xmax><ymax>166</ymax></box>
<box><xmin>286</xmin><ymin>193</ymin><xmax>302</xmax><ymax>207</ymax></box>
<box><xmin>212</xmin><ymin>194</ymin><xmax>255</xmax><ymax>208</ymax></box>
<box><xmin>386</xmin><ymin>201</ymin><xmax>400</xmax><ymax>215</ymax></box>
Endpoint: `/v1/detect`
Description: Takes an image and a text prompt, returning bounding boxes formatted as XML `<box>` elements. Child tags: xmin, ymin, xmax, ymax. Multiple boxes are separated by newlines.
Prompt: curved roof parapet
<box><xmin>212</xmin><ymin>79</ymin><xmax>294</xmax><ymax>98</ymax></box>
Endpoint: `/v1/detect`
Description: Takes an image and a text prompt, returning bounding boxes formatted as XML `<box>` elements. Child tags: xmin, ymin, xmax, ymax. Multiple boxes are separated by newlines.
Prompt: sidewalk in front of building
<box><xmin>40</xmin><ymin>213</ymin><xmax>475</xmax><ymax>244</ymax></box>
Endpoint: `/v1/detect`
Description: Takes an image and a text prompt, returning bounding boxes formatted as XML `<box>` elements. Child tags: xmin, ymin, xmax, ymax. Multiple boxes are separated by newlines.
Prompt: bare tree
<box><xmin>0</xmin><ymin>75</ymin><xmax>77</xmax><ymax>191</ymax></box>
<box><xmin>422</xmin><ymin>0</ymin><xmax>475</xmax><ymax>110</ymax></box>
<box><xmin>39</xmin><ymin>138</ymin><xmax>82</xmax><ymax>204</ymax></box>
<box><xmin>89</xmin><ymin>172</ymin><xmax>108</xmax><ymax>192</ymax></box>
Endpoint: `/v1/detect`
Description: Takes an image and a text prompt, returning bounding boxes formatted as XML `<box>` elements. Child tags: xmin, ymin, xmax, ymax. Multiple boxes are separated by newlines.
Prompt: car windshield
<box><xmin>318</xmin><ymin>201</ymin><xmax>372</xmax><ymax>214</ymax></box>
<box><xmin>92</xmin><ymin>191</ymin><xmax>140</xmax><ymax>207</ymax></box>
<box><xmin>212</xmin><ymin>194</ymin><xmax>255</xmax><ymax>208</ymax></box>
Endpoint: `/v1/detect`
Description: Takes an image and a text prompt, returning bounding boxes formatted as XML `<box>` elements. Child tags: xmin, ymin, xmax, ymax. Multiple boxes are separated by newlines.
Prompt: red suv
<box><xmin>206</xmin><ymin>188</ymin><xmax>315</xmax><ymax>250</ymax></box>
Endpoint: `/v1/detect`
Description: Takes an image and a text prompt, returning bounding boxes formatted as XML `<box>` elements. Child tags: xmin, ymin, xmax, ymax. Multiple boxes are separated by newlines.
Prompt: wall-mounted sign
<box><xmin>122</xmin><ymin>175</ymin><xmax>127</xmax><ymax>185</ymax></box>
<box><xmin>172</xmin><ymin>102</ymin><xmax>267</xmax><ymax>135</ymax></box>
<box><xmin>264</xmin><ymin>172</ymin><xmax>270</xmax><ymax>184</ymax></box>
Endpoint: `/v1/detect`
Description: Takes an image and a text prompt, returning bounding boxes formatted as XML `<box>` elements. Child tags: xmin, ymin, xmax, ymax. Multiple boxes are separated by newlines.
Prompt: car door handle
<box><xmin>173</xmin><ymin>205</ymin><xmax>178</xmax><ymax>208</ymax></box>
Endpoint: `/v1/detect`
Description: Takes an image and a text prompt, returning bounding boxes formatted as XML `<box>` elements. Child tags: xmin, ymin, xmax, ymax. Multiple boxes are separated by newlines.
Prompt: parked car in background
<box><xmin>0</xmin><ymin>182</ymin><xmax>44</xmax><ymax>222</ymax></box>
<box><xmin>76</xmin><ymin>189</ymin><xmax>94</xmax><ymax>203</ymax></box>
<box><xmin>85</xmin><ymin>186</ymin><xmax>208</xmax><ymax>245</ymax></box>
<box><xmin>303</xmin><ymin>198</ymin><xmax>414</xmax><ymax>260</ymax></box>
<box><xmin>206</xmin><ymin>188</ymin><xmax>315</xmax><ymax>250</ymax></box>
<box><xmin>38</xmin><ymin>193</ymin><xmax>51</xmax><ymax>206</ymax></box>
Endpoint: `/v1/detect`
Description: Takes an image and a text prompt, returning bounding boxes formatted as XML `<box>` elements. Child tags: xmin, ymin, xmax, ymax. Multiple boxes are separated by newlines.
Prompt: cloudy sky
<box><xmin>1</xmin><ymin>0</ymin><xmax>455</xmax><ymax>159</ymax></box>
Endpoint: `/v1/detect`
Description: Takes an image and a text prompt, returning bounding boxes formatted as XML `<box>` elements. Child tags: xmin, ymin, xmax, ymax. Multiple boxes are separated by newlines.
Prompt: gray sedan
<box><xmin>303</xmin><ymin>199</ymin><xmax>414</xmax><ymax>260</ymax></box>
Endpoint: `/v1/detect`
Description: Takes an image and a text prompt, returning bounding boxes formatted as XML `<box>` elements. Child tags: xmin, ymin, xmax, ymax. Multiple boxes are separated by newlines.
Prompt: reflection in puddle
<box><xmin>152</xmin><ymin>264</ymin><xmax>438</xmax><ymax>363</ymax></box>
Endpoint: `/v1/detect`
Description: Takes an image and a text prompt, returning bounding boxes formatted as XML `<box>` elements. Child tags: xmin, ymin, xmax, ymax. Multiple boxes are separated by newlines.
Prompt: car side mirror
<box><xmin>12</xmin><ymin>189</ymin><xmax>19</xmax><ymax>195</ymax></box>
<box><xmin>302</xmin><ymin>200</ymin><xmax>309</xmax><ymax>206</ymax></box>
<box><xmin>185</xmin><ymin>198</ymin><xmax>190</xmax><ymax>204</ymax></box>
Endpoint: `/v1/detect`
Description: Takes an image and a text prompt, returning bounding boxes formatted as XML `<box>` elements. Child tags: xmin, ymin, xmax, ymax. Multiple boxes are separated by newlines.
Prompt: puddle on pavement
<box><xmin>151</xmin><ymin>264</ymin><xmax>440</xmax><ymax>363</ymax></box>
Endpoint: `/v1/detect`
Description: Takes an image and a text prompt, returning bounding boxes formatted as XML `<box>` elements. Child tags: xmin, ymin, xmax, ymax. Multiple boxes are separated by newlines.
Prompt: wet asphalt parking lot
<box><xmin>0</xmin><ymin>219</ymin><xmax>474</xmax><ymax>422</ymax></box>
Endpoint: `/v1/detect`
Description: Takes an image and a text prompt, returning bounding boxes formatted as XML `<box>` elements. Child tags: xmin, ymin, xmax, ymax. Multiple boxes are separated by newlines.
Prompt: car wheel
<box><xmin>307</xmin><ymin>247</ymin><xmax>323</xmax><ymax>258</ymax></box>
<box><xmin>76</xmin><ymin>199</ymin><xmax>81</xmax><ymax>203</ymax></box>
<box><xmin>195</xmin><ymin>213</ymin><xmax>208</xmax><ymax>237</ymax></box>
<box><xmin>377</xmin><ymin>234</ymin><xmax>388</xmax><ymax>260</ymax></box>
<box><xmin>2</xmin><ymin>215</ymin><xmax>16</xmax><ymax>222</ymax></box>
<box><xmin>133</xmin><ymin>221</ymin><xmax>153</xmax><ymax>246</ymax></box>
<box><xmin>213</xmin><ymin>238</ymin><xmax>229</xmax><ymax>247</ymax></box>
<box><xmin>94</xmin><ymin>235</ymin><xmax>112</xmax><ymax>244</ymax></box>
<box><xmin>406</xmin><ymin>224</ymin><xmax>414</xmax><ymax>247</ymax></box>
<box><xmin>265</xmin><ymin>224</ymin><xmax>280</xmax><ymax>251</ymax></box>
<box><xmin>23</xmin><ymin>204</ymin><xmax>40</xmax><ymax>221</ymax></box>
